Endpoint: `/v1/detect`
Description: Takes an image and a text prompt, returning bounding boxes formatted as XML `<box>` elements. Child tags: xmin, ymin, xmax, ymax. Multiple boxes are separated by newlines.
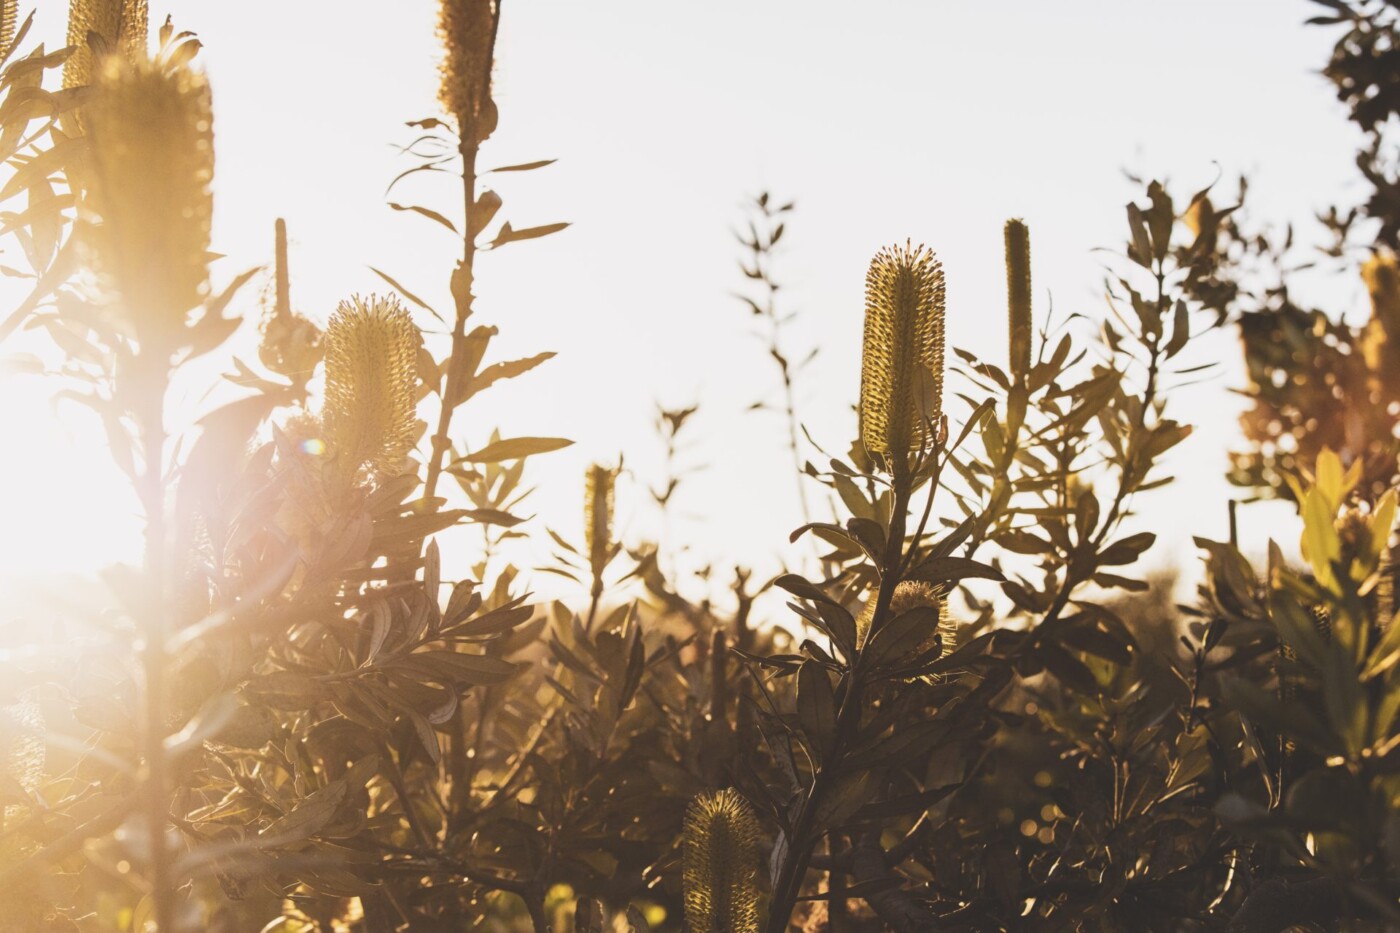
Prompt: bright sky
<box><xmin>0</xmin><ymin>1</ymin><xmax>1371</xmax><ymax>612</ymax></box>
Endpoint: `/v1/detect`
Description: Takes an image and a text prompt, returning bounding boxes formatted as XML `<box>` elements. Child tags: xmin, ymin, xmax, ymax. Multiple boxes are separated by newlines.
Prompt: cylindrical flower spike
<box><xmin>1004</xmin><ymin>219</ymin><xmax>1033</xmax><ymax>380</ymax></box>
<box><xmin>584</xmin><ymin>463</ymin><xmax>616</xmax><ymax>582</ymax></box>
<box><xmin>83</xmin><ymin>52</ymin><xmax>212</xmax><ymax>340</ymax></box>
<box><xmin>63</xmin><ymin>0</ymin><xmax>148</xmax><ymax>91</ymax></box>
<box><xmin>855</xmin><ymin>580</ymin><xmax>948</xmax><ymax>656</ymax></box>
<box><xmin>684</xmin><ymin>788</ymin><xmax>762</xmax><ymax>933</ymax></box>
<box><xmin>322</xmin><ymin>295</ymin><xmax>420</xmax><ymax>484</ymax></box>
<box><xmin>859</xmin><ymin>242</ymin><xmax>946</xmax><ymax>475</ymax></box>
<box><xmin>0</xmin><ymin>1</ymin><xmax>18</xmax><ymax>61</ymax></box>
<box><xmin>437</xmin><ymin>0</ymin><xmax>497</xmax><ymax>142</ymax></box>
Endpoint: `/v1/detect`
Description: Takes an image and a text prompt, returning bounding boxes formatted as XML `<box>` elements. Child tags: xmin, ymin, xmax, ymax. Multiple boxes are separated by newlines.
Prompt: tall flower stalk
<box><xmin>429</xmin><ymin>0</ymin><xmax>504</xmax><ymax>836</ymax></box>
<box><xmin>768</xmin><ymin>243</ymin><xmax>947</xmax><ymax>931</ymax></box>
<box><xmin>424</xmin><ymin>0</ymin><xmax>501</xmax><ymax>500</ymax></box>
<box><xmin>82</xmin><ymin>47</ymin><xmax>213</xmax><ymax>932</ymax></box>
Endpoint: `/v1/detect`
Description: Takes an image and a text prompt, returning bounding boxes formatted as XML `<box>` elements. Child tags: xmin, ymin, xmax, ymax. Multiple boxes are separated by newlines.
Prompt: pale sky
<box><xmin>0</xmin><ymin>1</ymin><xmax>1371</xmax><ymax>611</ymax></box>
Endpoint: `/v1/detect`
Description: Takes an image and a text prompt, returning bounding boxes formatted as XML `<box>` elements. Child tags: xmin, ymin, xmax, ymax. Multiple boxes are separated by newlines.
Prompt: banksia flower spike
<box><xmin>0</xmin><ymin>1</ymin><xmax>18</xmax><ymax>62</ymax></box>
<box><xmin>83</xmin><ymin>53</ymin><xmax>212</xmax><ymax>341</ymax></box>
<box><xmin>1004</xmin><ymin>218</ymin><xmax>1033</xmax><ymax>380</ymax></box>
<box><xmin>684</xmin><ymin>788</ymin><xmax>761</xmax><ymax>933</ymax></box>
<box><xmin>63</xmin><ymin>0</ymin><xmax>148</xmax><ymax>91</ymax></box>
<box><xmin>438</xmin><ymin>0</ymin><xmax>498</xmax><ymax>143</ymax></box>
<box><xmin>859</xmin><ymin>242</ymin><xmax>946</xmax><ymax>475</ymax></box>
<box><xmin>855</xmin><ymin>580</ymin><xmax>948</xmax><ymax>658</ymax></box>
<box><xmin>322</xmin><ymin>295</ymin><xmax>420</xmax><ymax>485</ymax></box>
<box><xmin>585</xmin><ymin>463</ymin><xmax>617</xmax><ymax>583</ymax></box>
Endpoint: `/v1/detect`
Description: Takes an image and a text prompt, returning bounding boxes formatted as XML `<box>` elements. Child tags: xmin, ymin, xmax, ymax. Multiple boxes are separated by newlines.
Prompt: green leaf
<box><xmin>369</xmin><ymin>266</ymin><xmax>443</xmax><ymax>324</ymax></box>
<box><xmin>815</xmin><ymin>770</ymin><xmax>874</xmax><ymax>827</ymax></box>
<box><xmin>905</xmin><ymin>555</ymin><xmax>1004</xmax><ymax>585</ymax></box>
<box><xmin>851</xmin><ymin>782</ymin><xmax>960</xmax><ymax>822</ymax></box>
<box><xmin>1097</xmin><ymin>532</ymin><xmax>1156</xmax><ymax>566</ymax></box>
<box><xmin>1164</xmin><ymin>299</ymin><xmax>1190</xmax><ymax>359</ymax></box>
<box><xmin>865</xmin><ymin>606</ymin><xmax>937</xmax><ymax>668</ymax></box>
<box><xmin>463</xmin><ymin>508</ymin><xmax>526</xmax><ymax>527</ymax></box>
<box><xmin>797</xmin><ymin>660</ymin><xmax>836</xmax><ymax>759</ymax></box>
<box><xmin>491</xmin><ymin>221</ymin><xmax>570</xmax><ymax>247</ymax></box>
<box><xmin>485</xmin><ymin>158</ymin><xmax>557</xmax><ymax>173</ymax></box>
<box><xmin>463</xmin><ymin>351</ymin><xmax>556</xmax><ymax>400</ymax></box>
<box><xmin>259</xmin><ymin>780</ymin><xmax>349</xmax><ymax>843</ymax></box>
<box><xmin>1039</xmin><ymin>643</ymin><xmax>1099</xmax><ymax>694</ymax></box>
<box><xmin>388</xmin><ymin>201</ymin><xmax>458</xmax><ymax>234</ymax></box>
<box><xmin>458</xmin><ymin>436</ymin><xmax>573</xmax><ymax>463</ymax></box>
<box><xmin>1222</xmin><ymin>678</ymin><xmax>1338</xmax><ymax>756</ymax></box>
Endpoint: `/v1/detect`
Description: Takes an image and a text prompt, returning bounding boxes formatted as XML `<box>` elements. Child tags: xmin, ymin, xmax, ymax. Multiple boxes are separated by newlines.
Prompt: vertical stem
<box><xmin>766</xmin><ymin>476</ymin><xmax>911</xmax><ymax>932</ymax></box>
<box><xmin>433</xmin><ymin>4</ymin><xmax>497</xmax><ymax>816</ymax></box>
<box><xmin>772</xmin><ymin>307</ymin><xmax>812</xmax><ymax>529</ymax></box>
<box><xmin>585</xmin><ymin>578</ymin><xmax>602</xmax><ymax>634</ymax></box>
<box><xmin>138</xmin><ymin>381</ymin><xmax>173</xmax><ymax>930</ymax></box>
<box><xmin>424</xmin><ymin>133</ymin><xmax>480</xmax><ymax>502</ymax></box>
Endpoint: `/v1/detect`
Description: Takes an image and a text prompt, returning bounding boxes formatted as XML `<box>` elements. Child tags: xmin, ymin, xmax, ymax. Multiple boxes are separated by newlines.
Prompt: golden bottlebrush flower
<box><xmin>63</xmin><ymin>0</ymin><xmax>148</xmax><ymax>90</ymax></box>
<box><xmin>437</xmin><ymin>0</ymin><xmax>496</xmax><ymax>140</ymax></box>
<box><xmin>322</xmin><ymin>295</ymin><xmax>420</xmax><ymax>482</ymax></box>
<box><xmin>83</xmin><ymin>53</ymin><xmax>212</xmax><ymax>334</ymax></box>
<box><xmin>683</xmin><ymin>788</ymin><xmax>761</xmax><ymax>933</ymax></box>
<box><xmin>855</xmin><ymin>580</ymin><xmax>948</xmax><ymax>656</ymax></box>
<box><xmin>1004</xmin><ymin>219</ymin><xmax>1033</xmax><ymax>380</ymax></box>
<box><xmin>859</xmin><ymin>242</ymin><xmax>946</xmax><ymax>473</ymax></box>
<box><xmin>1363</xmin><ymin>251</ymin><xmax>1400</xmax><ymax>338</ymax></box>
<box><xmin>585</xmin><ymin>463</ymin><xmax>616</xmax><ymax>579</ymax></box>
<box><xmin>0</xmin><ymin>1</ymin><xmax>18</xmax><ymax>61</ymax></box>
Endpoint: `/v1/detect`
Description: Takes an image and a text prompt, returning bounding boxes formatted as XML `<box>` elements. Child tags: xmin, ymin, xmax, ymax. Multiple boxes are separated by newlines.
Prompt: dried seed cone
<box><xmin>1004</xmin><ymin>219</ymin><xmax>1033</xmax><ymax>379</ymax></box>
<box><xmin>683</xmin><ymin>788</ymin><xmax>761</xmax><ymax>933</ymax></box>
<box><xmin>859</xmin><ymin>242</ymin><xmax>946</xmax><ymax>473</ymax></box>
<box><xmin>585</xmin><ymin>463</ymin><xmax>616</xmax><ymax>579</ymax></box>
<box><xmin>437</xmin><ymin>0</ymin><xmax>496</xmax><ymax>141</ymax></box>
<box><xmin>83</xmin><ymin>54</ymin><xmax>212</xmax><ymax>335</ymax></box>
<box><xmin>63</xmin><ymin>0</ymin><xmax>148</xmax><ymax>90</ymax></box>
<box><xmin>323</xmin><ymin>295</ymin><xmax>420</xmax><ymax>483</ymax></box>
<box><xmin>259</xmin><ymin>219</ymin><xmax>323</xmax><ymax>385</ymax></box>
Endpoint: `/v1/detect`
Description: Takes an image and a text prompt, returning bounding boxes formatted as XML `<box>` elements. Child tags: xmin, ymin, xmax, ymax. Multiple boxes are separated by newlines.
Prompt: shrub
<box><xmin>0</xmin><ymin>2</ymin><xmax>1397</xmax><ymax>931</ymax></box>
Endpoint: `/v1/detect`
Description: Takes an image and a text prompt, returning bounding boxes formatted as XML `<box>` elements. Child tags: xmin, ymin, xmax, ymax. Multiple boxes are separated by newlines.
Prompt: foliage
<box><xmin>0</xmin><ymin>2</ymin><xmax>1397</xmax><ymax>932</ymax></box>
